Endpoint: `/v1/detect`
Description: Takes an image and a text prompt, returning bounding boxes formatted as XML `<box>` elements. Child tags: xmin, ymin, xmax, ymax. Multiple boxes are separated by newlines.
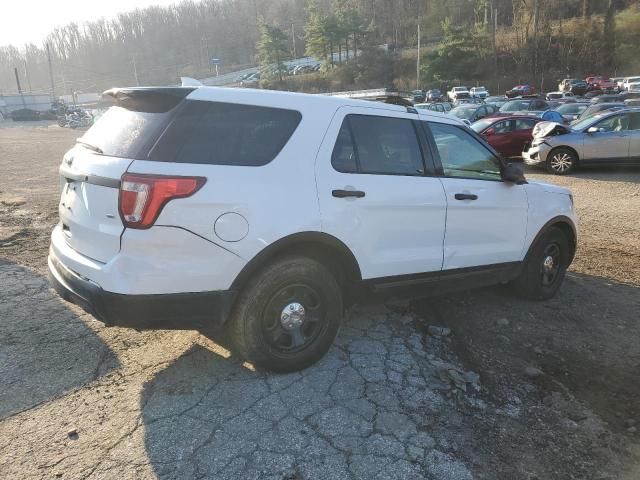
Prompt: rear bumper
<box><xmin>48</xmin><ymin>250</ymin><xmax>234</xmax><ymax>330</ymax></box>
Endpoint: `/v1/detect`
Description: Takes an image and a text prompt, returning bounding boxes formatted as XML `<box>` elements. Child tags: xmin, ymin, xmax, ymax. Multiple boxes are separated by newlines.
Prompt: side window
<box><xmin>595</xmin><ymin>114</ymin><xmax>630</xmax><ymax>132</ymax></box>
<box><xmin>515</xmin><ymin>118</ymin><xmax>537</xmax><ymax>130</ymax></box>
<box><xmin>331</xmin><ymin>121</ymin><xmax>357</xmax><ymax>173</ymax></box>
<box><xmin>493</xmin><ymin>120</ymin><xmax>512</xmax><ymax>133</ymax></box>
<box><xmin>150</xmin><ymin>100</ymin><xmax>301</xmax><ymax>165</ymax></box>
<box><xmin>428</xmin><ymin>122</ymin><xmax>502</xmax><ymax>181</ymax></box>
<box><xmin>332</xmin><ymin>114</ymin><xmax>425</xmax><ymax>176</ymax></box>
<box><xmin>629</xmin><ymin>113</ymin><xmax>640</xmax><ymax>131</ymax></box>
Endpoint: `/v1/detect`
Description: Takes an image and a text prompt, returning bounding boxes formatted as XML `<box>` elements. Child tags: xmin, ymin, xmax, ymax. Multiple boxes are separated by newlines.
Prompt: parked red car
<box><xmin>505</xmin><ymin>84</ymin><xmax>536</xmax><ymax>98</ymax></box>
<box><xmin>470</xmin><ymin>115</ymin><xmax>541</xmax><ymax>157</ymax></box>
<box><xmin>586</xmin><ymin>76</ymin><xmax>617</xmax><ymax>92</ymax></box>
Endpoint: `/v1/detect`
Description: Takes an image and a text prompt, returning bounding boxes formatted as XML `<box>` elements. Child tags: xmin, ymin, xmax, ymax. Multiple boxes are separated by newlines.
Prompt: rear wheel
<box><xmin>546</xmin><ymin>148</ymin><xmax>577</xmax><ymax>175</ymax></box>
<box><xmin>228</xmin><ymin>256</ymin><xmax>342</xmax><ymax>372</ymax></box>
<box><xmin>512</xmin><ymin>227</ymin><xmax>570</xmax><ymax>300</ymax></box>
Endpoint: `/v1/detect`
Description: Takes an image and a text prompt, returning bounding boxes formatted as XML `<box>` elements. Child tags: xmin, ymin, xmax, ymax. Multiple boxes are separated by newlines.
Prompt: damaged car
<box><xmin>523</xmin><ymin>108</ymin><xmax>640</xmax><ymax>174</ymax></box>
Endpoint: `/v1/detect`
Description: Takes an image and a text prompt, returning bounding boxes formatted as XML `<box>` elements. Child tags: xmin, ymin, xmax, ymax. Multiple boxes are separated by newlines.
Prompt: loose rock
<box><xmin>67</xmin><ymin>428</ymin><xmax>78</xmax><ymax>439</ymax></box>
<box><xmin>524</xmin><ymin>366</ymin><xmax>544</xmax><ymax>378</ymax></box>
<box><xmin>428</xmin><ymin>326</ymin><xmax>451</xmax><ymax>337</ymax></box>
<box><xmin>497</xmin><ymin>318</ymin><xmax>510</xmax><ymax>327</ymax></box>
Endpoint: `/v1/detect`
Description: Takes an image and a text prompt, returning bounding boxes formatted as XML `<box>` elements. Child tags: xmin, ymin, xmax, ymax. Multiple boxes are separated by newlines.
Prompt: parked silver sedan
<box><xmin>523</xmin><ymin>108</ymin><xmax>640</xmax><ymax>174</ymax></box>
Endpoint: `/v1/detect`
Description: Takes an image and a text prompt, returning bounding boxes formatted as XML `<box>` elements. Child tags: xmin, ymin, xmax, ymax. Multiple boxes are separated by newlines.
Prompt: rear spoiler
<box><xmin>99</xmin><ymin>87</ymin><xmax>195</xmax><ymax>113</ymax></box>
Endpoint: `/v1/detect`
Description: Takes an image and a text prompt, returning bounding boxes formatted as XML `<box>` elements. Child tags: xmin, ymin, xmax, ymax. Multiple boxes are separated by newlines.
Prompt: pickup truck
<box><xmin>447</xmin><ymin>86</ymin><xmax>470</xmax><ymax>102</ymax></box>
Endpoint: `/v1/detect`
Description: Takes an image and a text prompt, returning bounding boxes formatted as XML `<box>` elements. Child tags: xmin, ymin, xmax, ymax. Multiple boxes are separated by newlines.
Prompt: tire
<box><xmin>546</xmin><ymin>147</ymin><xmax>577</xmax><ymax>175</ymax></box>
<box><xmin>228</xmin><ymin>256</ymin><xmax>343</xmax><ymax>372</ymax></box>
<box><xmin>512</xmin><ymin>227</ymin><xmax>570</xmax><ymax>300</ymax></box>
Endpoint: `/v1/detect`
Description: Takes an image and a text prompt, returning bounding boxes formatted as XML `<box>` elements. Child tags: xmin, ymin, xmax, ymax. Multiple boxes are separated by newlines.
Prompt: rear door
<box><xmin>57</xmin><ymin>88</ymin><xmax>190</xmax><ymax>262</ymax></box>
<box><xmin>315</xmin><ymin>107</ymin><xmax>447</xmax><ymax>280</ymax></box>
<box><xmin>484</xmin><ymin>119</ymin><xmax>515</xmax><ymax>156</ymax></box>
<box><xmin>513</xmin><ymin>118</ymin><xmax>538</xmax><ymax>154</ymax></box>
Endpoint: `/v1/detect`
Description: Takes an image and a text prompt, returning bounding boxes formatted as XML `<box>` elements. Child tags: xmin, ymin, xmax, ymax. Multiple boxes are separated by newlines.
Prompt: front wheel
<box><xmin>228</xmin><ymin>256</ymin><xmax>343</xmax><ymax>372</ymax></box>
<box><xmin>546</xmin><ymin>148</ymin><xmax>577</xmax><ymax>175</ymax></box>
<box><xmin>512</xmin><ymin>227</ymin><xmax>570</xmax><ymax>300</ymax></box>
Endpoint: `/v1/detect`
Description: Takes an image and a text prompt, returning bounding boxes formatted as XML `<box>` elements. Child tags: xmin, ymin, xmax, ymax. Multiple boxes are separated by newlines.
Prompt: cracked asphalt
<box><xmin>2</xmin><ymin>125</ymin><xmax>640</xmax><ymax>480</ymax></box>
<box><xmin>1</xmin><ymin>262</ymin><xmax>475</xmax><ymax>479</ymax></box>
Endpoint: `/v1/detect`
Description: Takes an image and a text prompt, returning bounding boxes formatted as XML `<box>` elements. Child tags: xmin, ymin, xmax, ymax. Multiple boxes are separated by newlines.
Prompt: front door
<box><xmin>315</xmin><ymin>107</ymin><xmax>447</xmax><ymax>280</ymax></box>
<box><xmin>582</xmin><ymin>113</ymin><xmax>632</xmax><ymax>163</ymax></box>
<box><xmin>424</xmin><ymin>121</ymin><xmax>529</xmax><ymax>270</ymax></box>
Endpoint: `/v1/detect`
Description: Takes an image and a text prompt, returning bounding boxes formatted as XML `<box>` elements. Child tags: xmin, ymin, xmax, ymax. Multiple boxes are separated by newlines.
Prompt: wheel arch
<box><xmin>230</xmin><ymin>231</ymin><xmax>363</xmax><ymax>295</ymax></box>
<box><xmin>524</xmin><ymin>216</ymin><xmax>577</xmax><ymax>265</ymax></box>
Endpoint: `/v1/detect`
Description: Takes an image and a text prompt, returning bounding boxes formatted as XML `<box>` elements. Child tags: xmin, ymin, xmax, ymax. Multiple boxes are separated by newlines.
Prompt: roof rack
<box><xmin>324</xmin><ymin>87</ymin><xmax>414</xmax><ymax>107</ymax></box>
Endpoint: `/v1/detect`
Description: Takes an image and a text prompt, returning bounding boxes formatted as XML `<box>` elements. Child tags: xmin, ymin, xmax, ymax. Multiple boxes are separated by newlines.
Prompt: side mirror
<box><xmin>587</xmin><ymin>126</ymin><xmax>601</xmax><ymax>134</ymax></box>
<box><xmin>501</xmin><ymin>161</ymin><xmax>527</xmax><ymax>185</ymax></box>
<box><xmin>484</xmin><ymin>128</ymin><xmax>495</xmax><ymax>135</ymax></box>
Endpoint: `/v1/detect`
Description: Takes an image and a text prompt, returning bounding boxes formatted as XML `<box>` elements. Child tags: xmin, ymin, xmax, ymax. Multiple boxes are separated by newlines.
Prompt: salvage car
<box><xmin>498</xmin><ymin>98</ymin><xmax>550</xmax><ymax>113</ymax></box>
<box><xmin>506</xmin><ymin>84</ymin><xmax>536</xmax><ymax>98</ymax></box>
<box><xmin>426</xmin><ymin>89</ymin><xmax>444</xmax><ymax>102</ymax></box>
<box><xmin>576</xmin><ymin>102</ymin><xmax>626</xmax><ymax>121</ymax></box>
<box><xmin>415</xmin><ymin>102</ymin><xmax>452</xmax><ymax>113</ymax></box>
<box><xmin>523</xmin><ymin>108</ymin><xmax>640</xmax><ymax>174</ymax></box>
<box><xmin>470</xmin><ymin>86</ymin><xmax>489</xmax><ymax>99</ymax></box>
<box><xmin>447</xmin><ymin>86</ymin><xmax>470</xmax><ymax>102</ymax></box>
<box><xmin>553</xmin><ymin>102</ymin><xmax>590</xmax><ymax>123</ymax></box>
<box><xmin>472</xmin><ymin>115</ymin><xmax>541</xmax><ymax>157</ymax></box>
<box><xmin>449</xmin><ymin>104</ymin><xmax>499</xmax><ymax>125</ymax></box>
<box><xmin>48</xmin><ymin>86</ymin><xmax>577</xmax><ymax>372</ymax></box>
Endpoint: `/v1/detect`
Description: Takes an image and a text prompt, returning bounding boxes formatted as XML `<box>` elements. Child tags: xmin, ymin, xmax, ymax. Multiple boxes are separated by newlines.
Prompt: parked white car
<box><xmin>49</xmin><ymin>86</ymin><xmax>577</xmax><ymax>371</ymax></box>
<box><xmin>447</xmin><ymin>86</ymin><xmax>470</xmax><ymax>102</ymax></box>
<box><xmin>546</xmin><ymin>91</ymin><xmax>575</xmax><ymax>100</ymax></box>
<box><xmin>622</xmin><ymin>76</ymin><xmax>640</xmax><ymax>91</ymax></box>
<box><xmin>470</xmin><ymin>86</ymin><xmax>489</xmax><ymax>99</ymax></box>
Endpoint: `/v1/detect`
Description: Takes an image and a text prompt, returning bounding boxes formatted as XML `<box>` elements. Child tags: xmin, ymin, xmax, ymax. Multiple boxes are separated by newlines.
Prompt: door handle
<box><xmin>332</xmin><ymin>189</ymin><xmax>365</xmax><ymax>198</ymax></box>
<box><xmin>454</xmin><ymin>193</ymin><xmax>478</xmax><ymax>201</ymax></box>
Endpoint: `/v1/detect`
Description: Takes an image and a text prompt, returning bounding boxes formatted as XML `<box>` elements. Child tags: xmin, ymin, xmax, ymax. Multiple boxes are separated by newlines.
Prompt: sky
<box><xmin>0</xmin><ymin>0</ymin><xmax>179</xmax><ymax>47</ymax></box>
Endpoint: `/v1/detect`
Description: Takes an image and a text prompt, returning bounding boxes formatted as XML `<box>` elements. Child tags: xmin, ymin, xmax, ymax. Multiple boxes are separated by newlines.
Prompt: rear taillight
<box><xmin>119</xmin><ymin>174</ymin><xmax>205</xmax><ymax>229</ymax></box>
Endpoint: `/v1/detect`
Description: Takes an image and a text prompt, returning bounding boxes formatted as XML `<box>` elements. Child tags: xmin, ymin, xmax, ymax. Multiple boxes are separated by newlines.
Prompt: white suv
<box><xmin>49</xmin><ymin>86</ymin><xmax>577</xmax><ymax>372</ymax></box>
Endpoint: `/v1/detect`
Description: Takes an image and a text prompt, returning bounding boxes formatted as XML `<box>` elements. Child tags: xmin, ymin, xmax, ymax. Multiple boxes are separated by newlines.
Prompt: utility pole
<box><xmin>291</xmin><ymin>24</ymin><xmax>296</xmax><ymax>58</ymax></box>
<box><xmin>416</xmin><ymin>23</ymin><xmax>421</xmax><ymax>90</ymax></box>
<box><xmin>46</xmin><ymin>43</ymin><xmax>56</xmax><ymax>100</ymax></box>
<box><xmin>132</xmin><ymin>55</ymin><xmax>140</xmax><ymax>86</ymax></box>
<box><xmin>14</xmin><ymin>67</ymin><xmax>22</xmax><ymax>94</ymax></box>
<box><xmin>23</xmin><ymin>59</ymin><xmax>32</xmax><ymax>92</ymax></box>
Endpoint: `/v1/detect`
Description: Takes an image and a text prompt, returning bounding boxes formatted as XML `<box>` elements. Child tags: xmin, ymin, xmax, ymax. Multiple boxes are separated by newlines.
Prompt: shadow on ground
<box><xmin>0</xmin><ymin>259</ymin><xmax>120</xmax><ymax>419</ymax></box>
<box><xmin>140</xmin><ymin>303</ymin><xmax>474</xmax><ymax>480</ymax></box>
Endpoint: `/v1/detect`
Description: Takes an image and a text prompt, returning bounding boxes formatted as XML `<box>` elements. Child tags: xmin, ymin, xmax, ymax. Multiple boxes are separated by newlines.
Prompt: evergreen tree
<box><xmin>304</xmin><ymin>0</ymin><xmax>329</xmax><ymax>65</ymax></box>
<box><xmin>257</xmin><ymin>23</ymin><xmax>289</xmax><ymax>83</ymax></box>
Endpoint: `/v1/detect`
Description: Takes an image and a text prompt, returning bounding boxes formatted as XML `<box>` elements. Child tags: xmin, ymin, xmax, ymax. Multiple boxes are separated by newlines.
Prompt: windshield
<box><xmin>450</xmin><ymin>107</ymin><xmax>476</xmax><ymax>119</ymax></box>
<box><xmin>500</xmin><ymin>100</ymin><xmax>530</xmax><ymax>112</ymax></box>
<box><xmin>470</xmin><ymin>118</ymin><xmax>495</xmax><ymax>132</ymax></box>
<box><xmin>555</xmin><ymin>104</ymin><xmax>589</xmax><ymax>115</ymax></box>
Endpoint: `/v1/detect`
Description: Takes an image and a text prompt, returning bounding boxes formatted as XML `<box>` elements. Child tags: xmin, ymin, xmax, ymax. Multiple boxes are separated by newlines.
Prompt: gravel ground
<box><xmin>1</xmin><ymin>124</ymin><xmax>639</xmax><ymax>480</ymax></box>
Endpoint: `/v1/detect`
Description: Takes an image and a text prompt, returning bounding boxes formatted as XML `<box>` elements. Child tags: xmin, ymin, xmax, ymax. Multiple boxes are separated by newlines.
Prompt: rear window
<box><xmin>79</xmin><ymin>106</ymin><xmax>173</xmax><ymax>158</ymax></box>
<box><xmin>149</xmin><ymin>100</ymin><xmax>302</xmax><ymax>166</ymax></box>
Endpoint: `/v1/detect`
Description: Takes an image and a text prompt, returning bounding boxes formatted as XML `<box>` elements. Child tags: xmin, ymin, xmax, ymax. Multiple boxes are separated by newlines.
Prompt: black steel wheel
<box><xmin>228</xmin><ymin>256</ymin><xmax>342</xmax><ymax>372</ymax></box>
<box><xmin>512</xmin><ymin>227</ymin><xmax>570</xmax><ymax>300</ymax></box>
